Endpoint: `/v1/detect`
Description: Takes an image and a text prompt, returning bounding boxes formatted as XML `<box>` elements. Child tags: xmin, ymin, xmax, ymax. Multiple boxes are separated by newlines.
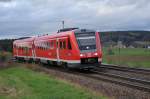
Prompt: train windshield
<box><xmin>75</xmin><ymin>32</ymin><xmax>96</xmax><ymax>52</ymax></box>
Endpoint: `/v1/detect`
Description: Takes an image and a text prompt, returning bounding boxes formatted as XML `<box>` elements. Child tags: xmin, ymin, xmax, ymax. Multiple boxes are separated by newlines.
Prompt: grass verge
<box><xmin>0</xmin><ymin>66</ymin><xmax>106</xmax><ymax>99</ymax></box>
<box><xmin>102</xmin><ymin>48</ymin><xmax>150</xmax><ymax>68</ymax></box>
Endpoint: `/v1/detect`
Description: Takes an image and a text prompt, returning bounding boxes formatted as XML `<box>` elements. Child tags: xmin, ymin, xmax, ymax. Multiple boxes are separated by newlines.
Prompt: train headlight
<box><xmin>94</xmin><ymin>53</ymin><xmax>98</xmax><ymax>56</ymax></box>
<box><xmin>80</xmin><ymin>54</ymin><xmax>83</xmax><ymax>57</ymax></box>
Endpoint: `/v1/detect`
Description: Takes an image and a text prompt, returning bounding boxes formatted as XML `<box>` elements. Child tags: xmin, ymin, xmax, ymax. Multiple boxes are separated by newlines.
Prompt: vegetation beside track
<box><xmin>0</xmin><ymin>65</ymin><xmax>105</xmax><ymax>99</ymax></box>
<box><xmin>103</xmin><ymin>48</ymin><xmax>150</xmax><ymax>68</ymax></box>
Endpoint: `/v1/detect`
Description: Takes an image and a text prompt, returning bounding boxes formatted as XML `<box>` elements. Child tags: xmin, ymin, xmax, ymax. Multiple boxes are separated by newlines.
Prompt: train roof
<box><xmin>13</xmin><ymin>37</ymin><xmax>35</xmax><ymax>44</ymax></box>
<box><xmin>34</xmin><ymin>32</ymin><xmax>72</xmax><ymax>41</ymax></box>
<box><xmin>13</xmin><ymin>28</ymin><xmax>96</xmax><ymax>43</ymax></box>
<box><xmin>35</xmin><ymin>28</ymin><xmax>96</xmax><ymax>40</ymax></box>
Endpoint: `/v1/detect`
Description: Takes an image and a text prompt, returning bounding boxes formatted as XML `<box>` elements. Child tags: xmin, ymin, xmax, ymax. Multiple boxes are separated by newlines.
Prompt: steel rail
<box><xmin>93</xmin><ymin>70</ymin><xmax>150</xmax><ymax>85</ymax></box>
<box><xmin>80</xmin><ymin>72</ymin><xmax>150</xmax><ymax>92</ymax></box>
<box><xmin>100</xmin><ymin>64</ymin><xmax>150</xmax><ymax>75</ymax></box>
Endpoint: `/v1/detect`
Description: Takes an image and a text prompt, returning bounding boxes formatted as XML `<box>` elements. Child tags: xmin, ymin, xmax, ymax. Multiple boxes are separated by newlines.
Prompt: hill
<box><xmin>100</xmin><ymin>31</ymin><xmax>150</xmax><ymax>48</ymax></box>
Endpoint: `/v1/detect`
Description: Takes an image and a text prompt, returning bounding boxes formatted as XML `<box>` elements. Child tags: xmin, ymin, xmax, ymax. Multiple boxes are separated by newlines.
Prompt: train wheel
<box><xmin>35</xmin><ymin>59</ymin><xmax>41</xmax><ymax>64</ymax></box>
<box><xmin>63</xmin><ymin>63</ymin><xmax>70</xmax><ymax>70</ymax></box>
<box><xmin>48</xmin><ymin>60</ymin><xmax>54</xmax><ymax>66</ymax></box>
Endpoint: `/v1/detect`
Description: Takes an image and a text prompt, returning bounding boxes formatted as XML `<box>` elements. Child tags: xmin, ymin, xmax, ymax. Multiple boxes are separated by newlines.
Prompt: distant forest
<box><xmin>0</xmin><ymin>39</ymin><xmax>14</xmax><ymax>52</ymax></box>
<box><xmin>0</xmin><ymin>31</ymin><xmax>150</xmax><ymax>52</ymax></box>
<box><xmin>100</xmin><ymin>31</ymin><xmax>150</xmax><ymax>47</ymax></box>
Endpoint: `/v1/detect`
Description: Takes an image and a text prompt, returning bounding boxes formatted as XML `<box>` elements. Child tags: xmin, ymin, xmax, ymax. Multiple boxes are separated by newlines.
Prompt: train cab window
<box><xmin>75</xmin><ymin>32</ymin><xmax>96</xmax><ymax>51</ymax></box>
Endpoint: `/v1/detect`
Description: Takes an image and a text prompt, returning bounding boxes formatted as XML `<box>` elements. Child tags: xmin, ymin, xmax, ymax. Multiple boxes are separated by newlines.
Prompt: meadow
<box><xmin>0</xmin><ymin>48</ymin><xmax>149</xmax><ymax>99</ymax></box>
<box><xmin>0</xmin><ymin>66</ymin><xmax>105</xmax><ymax>99</ymax></box>
<box><xmin>102</xmin><ymin>48</ymin><xmax>150</xmax><ymax>68</ymax></box>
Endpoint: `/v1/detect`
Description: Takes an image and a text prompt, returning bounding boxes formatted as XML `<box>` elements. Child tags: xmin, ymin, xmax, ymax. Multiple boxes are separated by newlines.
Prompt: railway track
<box><xmin>100</xmin><ymin>64</ymin><xmax>150</xmax><ymax>75</ymax></box>
<box><xmin>40</xmin><ymin>64</ymin><xmax>150</xmax><ymax>92</ymax></box>
<box><xmin>90</xmin><ymin>70</ymin><xmax>150</xmax><ymax>92</ymax></box>
<box><xmin>15</xmin><ymin>61</ymin><xmax>150</xmax><ymax>93</ymax></box>
<box><xmin>87</xmin><ymin>64</ymin><xmax>150</xmax><ymax>92</ymax></box>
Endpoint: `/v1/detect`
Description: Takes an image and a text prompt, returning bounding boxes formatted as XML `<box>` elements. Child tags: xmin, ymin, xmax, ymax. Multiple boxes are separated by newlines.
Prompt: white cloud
<box><xmin>0</xmin><ymin>0</ymin><xmax>150</xmax><ymax>39</ymax></box>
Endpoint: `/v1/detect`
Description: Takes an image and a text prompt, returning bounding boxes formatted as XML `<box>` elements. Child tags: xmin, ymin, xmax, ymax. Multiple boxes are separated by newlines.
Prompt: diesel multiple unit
<box><xmin>13</xmin><ymin>28</ymin><xmax>102</xmax><ymax>69</ymax></box>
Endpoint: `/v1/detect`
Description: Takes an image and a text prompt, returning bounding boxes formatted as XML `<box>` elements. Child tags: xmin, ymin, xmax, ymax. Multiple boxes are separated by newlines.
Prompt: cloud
<box><xmin>0</xmin><ymin>0</ymin><xmax>150</xmax><ymax>39</ymax></box>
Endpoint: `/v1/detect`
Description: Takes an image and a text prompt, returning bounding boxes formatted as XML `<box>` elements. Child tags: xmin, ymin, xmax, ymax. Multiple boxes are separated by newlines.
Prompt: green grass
<box><xmin>102</xmin><ymin>48</ymin><xmax>150</xmax><ymax>68</ymax></box>
<box><xmin>0</xmin><ymin>66</ymin><xmax>105</xmax><ymax>99</ymax></box>
<box><xmin>103</xmin><ymin>48</ymin><xmax>150</xmax><ymax>56</ymax></box>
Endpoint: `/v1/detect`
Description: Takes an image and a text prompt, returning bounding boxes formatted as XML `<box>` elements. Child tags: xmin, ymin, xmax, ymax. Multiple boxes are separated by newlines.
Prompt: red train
<box><xmin>13</xmin><ymin>28</ymin><xmax>102</xmax><ymax>69</ymax></box>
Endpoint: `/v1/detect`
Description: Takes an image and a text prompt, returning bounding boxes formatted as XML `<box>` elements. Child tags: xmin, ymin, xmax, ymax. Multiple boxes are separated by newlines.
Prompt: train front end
<box><xmin>70</xmin><ymin>29</ymin><xmax>102</xmax><ymax>69</ymax></box>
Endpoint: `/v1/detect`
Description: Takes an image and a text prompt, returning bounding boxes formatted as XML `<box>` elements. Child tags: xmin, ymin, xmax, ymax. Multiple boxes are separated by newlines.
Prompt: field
<box><xmin>102</xmin><ymin>48</ymin><xmax>150</xmax><ymax>68</ymax></box>
<box><xmin>0</xmin><ymin>48</ymin><xmax>149</xmax><ymax>99</ymax></box>
<box><xmin>0</xmin><ymin>65</ymin><xmax>105</xmax><ymax>99</ymax></box>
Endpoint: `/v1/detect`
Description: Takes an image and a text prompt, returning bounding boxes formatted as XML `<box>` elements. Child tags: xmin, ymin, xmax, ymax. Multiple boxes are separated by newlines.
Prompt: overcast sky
<box><xmin>0</xmin><ymin>0</ymin><xmax>150</xmax><ymax>39</ymax></box>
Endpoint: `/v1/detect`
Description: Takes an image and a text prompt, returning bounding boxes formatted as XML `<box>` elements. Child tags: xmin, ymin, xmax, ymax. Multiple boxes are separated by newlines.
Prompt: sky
<box><xmin>0</xmin><ymin>0</ymin><xmax>150</xmax><ymax>39</ymax></box>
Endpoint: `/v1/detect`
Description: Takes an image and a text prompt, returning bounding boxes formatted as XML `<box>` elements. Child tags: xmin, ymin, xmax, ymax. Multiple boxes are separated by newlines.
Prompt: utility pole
<box><xmin>62</xmin><ymin>20</ymin><xmax>64</xmax><ymax>29</ymax></box>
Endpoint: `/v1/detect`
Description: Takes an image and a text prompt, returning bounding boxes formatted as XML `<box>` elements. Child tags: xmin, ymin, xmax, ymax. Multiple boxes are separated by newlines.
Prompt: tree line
<box><xmin>0</xmin><ymin>39</ymin><xmax>15</xmax><ymax>52</ymax></box>
<box><xmin>0</xmin><ymin>31</ymin><xmax>150</xmax><ymax>52</ymax></box>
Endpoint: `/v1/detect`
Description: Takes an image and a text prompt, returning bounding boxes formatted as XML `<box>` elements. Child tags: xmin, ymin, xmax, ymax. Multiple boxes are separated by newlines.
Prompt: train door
<box><xmin>58</xmin><ymin>37</ymin><xmax>68</xmax><ymax>61</ymax></box>
<box><xmin>56</xmin><ymin>38</ymin><xmax>60</xmax><ymax>62</ymax></box>
<box><xmin>32</xmin><ymin>42</ymin><xmax>36</xmax><ymax>58</ymax></box>
<box><xmin>16</xmin><ymin>46</ymin><xmax>18</xmax><ymax>56</ymax></box>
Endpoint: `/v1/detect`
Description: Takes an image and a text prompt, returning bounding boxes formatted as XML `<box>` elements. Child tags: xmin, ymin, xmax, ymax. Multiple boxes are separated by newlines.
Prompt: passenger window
<box><xmin>68</xmin><ymin>38</ymin><xmax>72</xmax><ymax>50</ymax></box>
<box><xmin>51</xmin><ymin>41</ymin><xmax>54</xmax><ymax>48</ymax></box>
<box><xmin>46</xmin><ymin>42</ymin><xmax>49</xmax><ymax>50</ymax></box>
<box><xmin>49</xmin><ymin>41</ymin><xmax>54</xmax><ymax>49</ymax></box>
<box><xmin>57</xmin><ymin>41</ymin><xmax>58</xmax><ymax>48</ymax></box>
<box><xmin>63</xmin><ymin>41</ymin><xmax>66</xmax><ymax>49</ymax></box>
<box><xmin>60</xmin><ymin>41</ymin><xmax>63</xmax><ymax>49</ymax></box>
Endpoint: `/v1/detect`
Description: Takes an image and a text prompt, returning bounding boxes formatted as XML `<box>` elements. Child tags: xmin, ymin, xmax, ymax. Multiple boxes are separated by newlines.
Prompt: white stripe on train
<box><xmin>14</xmin><ymin>55</ymin><xmax>102</xmax><ymax>64</ymax></box>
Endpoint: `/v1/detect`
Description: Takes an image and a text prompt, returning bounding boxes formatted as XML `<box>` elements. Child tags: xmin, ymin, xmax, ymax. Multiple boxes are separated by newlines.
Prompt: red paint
<box><xmin>13</xmin><ymin>29</ymin><xmax>102</xmax><ymax>67</ymax></box>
